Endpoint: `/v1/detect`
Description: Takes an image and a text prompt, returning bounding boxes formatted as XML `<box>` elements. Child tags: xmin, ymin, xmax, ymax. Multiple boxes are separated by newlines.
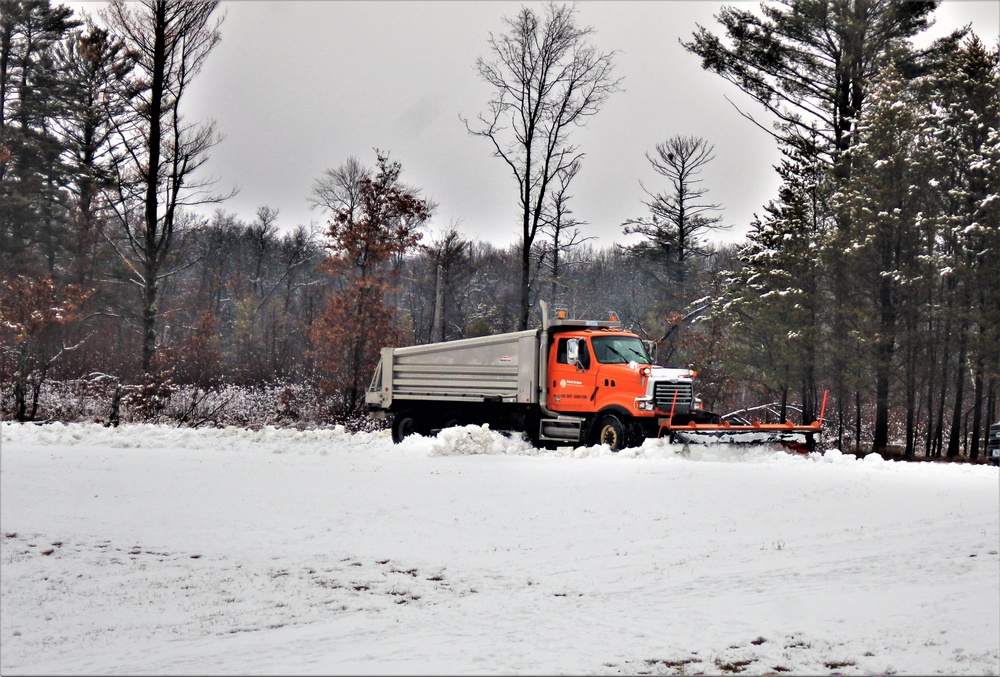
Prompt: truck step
<box><xmin>539</xmin><ymin>417</ymin><xmax>585</xmax><ymax>442</ymax></box>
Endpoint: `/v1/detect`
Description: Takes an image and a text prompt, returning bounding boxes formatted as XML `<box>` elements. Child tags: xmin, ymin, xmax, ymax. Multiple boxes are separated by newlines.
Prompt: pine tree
<box><xmin>834</xmin><ymin>61</ymin><xmax>926</xmax><ymax>454</ymax></box>
<box><xmin>101</xmin><ymin>0</ymin><xmax>227</xmax><ymax>374</ymax></box>
<box><xmin>684</xmin><ymin>0</ymin><xmax>946</xmax><ymax>179</ymax></box>
<box><xmin>0</xmin><ymin>0</ymin><xmax>79</xmax><ymax>274</ymax></box>
<box><xmin>715</xmin><ymin>140</ymin><xmax>831</xmax><ymax>427</ymax></box>
<box><xmin>622</xmin><ymin>135</ymin><xmax>726</xmax><ymax>323</ymax></box>
<box><xmin>917</xmin><ymin>37</ymin><xmax>1000</xmax><ymax>457</ymax></box>
<box><xmin>51</xmin><ymin>17</ymin><xmax>132</xmax><ymax>285</ymax></box>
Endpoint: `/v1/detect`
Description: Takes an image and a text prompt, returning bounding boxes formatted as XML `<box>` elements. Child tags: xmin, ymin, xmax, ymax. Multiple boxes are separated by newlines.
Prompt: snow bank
<box><xmin>2</xmin><ymin>422</ymin><xmax>998</xmax><ymax>676</ymax></box>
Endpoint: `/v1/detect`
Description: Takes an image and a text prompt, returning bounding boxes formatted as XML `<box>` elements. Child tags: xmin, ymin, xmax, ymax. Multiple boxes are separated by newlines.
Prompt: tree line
<box><xmin>1</xmin><ymin>0</ymin><xmax>997</xmax><ymax>459</ymax></box>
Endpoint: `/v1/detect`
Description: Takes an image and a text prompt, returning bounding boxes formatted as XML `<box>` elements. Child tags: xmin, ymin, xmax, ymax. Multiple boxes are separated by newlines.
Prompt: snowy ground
<box><xmin>1</xmin><ymin>422</ymin><xmax>998</xmax><ymax>676</ymax></box>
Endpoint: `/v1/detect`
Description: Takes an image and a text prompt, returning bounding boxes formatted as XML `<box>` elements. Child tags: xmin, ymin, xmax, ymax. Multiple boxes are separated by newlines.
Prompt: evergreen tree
<box><xmin>101</xmin><ymin>0</ymin><xmax>227</xmax><ymax>374</ymax></box>
<box><xmin>51</xmin><ymin>18</ymin><xmax>132</xmax><ymax>285</ymax></box>
<box><xmin>715</xmin><ymin>140</ymin><xmax>831</xmax><ymax>427</ymax></box>
<box><xmin>622</xmin><ymin>135</ymin><xmax>726</xmax><ymax>319</ymax></box>
<box><xmin>684</xmin><ymin>0</ymin><xmax>947</xmax><ymax>179</ymax></box>
<box><xmin>834</xmin><ymin>62</ymin><xmax>925</xmax><ymax>454</ymax></box>
<box><xmin>0</xmin><ymin>0</ymin><xmax>79</xmax><ymax>274</ymax></box>
<box><xmin>917</xmin><ymin>37</ymin><xmax>1000</xmax><ymax>457</ymax></box>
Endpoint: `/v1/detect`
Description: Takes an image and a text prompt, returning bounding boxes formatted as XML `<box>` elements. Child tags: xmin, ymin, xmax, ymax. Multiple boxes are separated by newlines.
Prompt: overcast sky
<box><xmin>76</xmin><ymin>0</ymin><xmax>1000</xmax><ymax>248</ymax></box>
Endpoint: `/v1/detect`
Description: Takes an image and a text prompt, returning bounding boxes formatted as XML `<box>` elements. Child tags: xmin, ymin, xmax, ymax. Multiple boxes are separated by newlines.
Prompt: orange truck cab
<box><xmin>542</xmin><ymin>318</ymin><xmax>706</xmax><ymax>448</ymax></box>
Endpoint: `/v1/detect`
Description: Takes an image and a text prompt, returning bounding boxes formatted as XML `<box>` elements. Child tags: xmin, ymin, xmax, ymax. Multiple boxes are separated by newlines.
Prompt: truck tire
<box><xmin>391</xmin><ymin>411</ymin><xmax>422</xmax><ymax>444</ymax></box>
<box><xmin>593</xmin><ymin>414</ymin><xmax>627</xmax><ymax>452</ymax></box>
<box><xmin>440</xmin><ymin>410</ymin><xmax>463</xmax><ymax>429</ymax></box>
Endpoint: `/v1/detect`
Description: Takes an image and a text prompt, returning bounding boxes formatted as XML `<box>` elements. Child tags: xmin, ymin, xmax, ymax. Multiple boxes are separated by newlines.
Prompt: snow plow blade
<box><xmin>658</xmin><ymin>421</ymin><xmax>821</xmax><ymax>453</ymax></box>
<box><xmin>658</xmin><ymin>390</ymin><xmax>827</xmax><ymax>453</ymax></box>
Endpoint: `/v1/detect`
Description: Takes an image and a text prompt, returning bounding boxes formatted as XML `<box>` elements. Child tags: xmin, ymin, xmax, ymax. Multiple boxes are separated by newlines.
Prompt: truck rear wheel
<box><xmin>440</xmin><ymin>410</ymin><xmax>463</xmax><ymax>429</ymax></box>
<box><xmin>594</xmin><ymin>414</ymin><xmax>627</xmax><ymax>452</ymax></box>
<box><xmin>391</xmin><ymin>411</ymin><xmax>422</xmax><ymax>444</ymax></box>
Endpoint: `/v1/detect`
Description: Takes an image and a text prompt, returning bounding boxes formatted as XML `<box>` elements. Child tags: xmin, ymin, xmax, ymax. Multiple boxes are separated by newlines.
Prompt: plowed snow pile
<box><xmin>2</xmin><ymin>422</ymin><xmax>998</xmax><ymax>675</ymax></box>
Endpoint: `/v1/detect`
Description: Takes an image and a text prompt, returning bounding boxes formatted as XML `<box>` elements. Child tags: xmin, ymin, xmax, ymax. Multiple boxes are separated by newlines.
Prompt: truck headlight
<box><xmin>634</xmin><ymin>398</ymin><xmax>654</xmax><ymax>411</ymax></box>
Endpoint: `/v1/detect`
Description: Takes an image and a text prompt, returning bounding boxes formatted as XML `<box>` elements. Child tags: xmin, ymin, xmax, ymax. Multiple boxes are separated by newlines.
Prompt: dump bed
<box><xmin>366</xmin><ymin>329</ymin><xmax>541</xmax><ymax>410</ymax></box>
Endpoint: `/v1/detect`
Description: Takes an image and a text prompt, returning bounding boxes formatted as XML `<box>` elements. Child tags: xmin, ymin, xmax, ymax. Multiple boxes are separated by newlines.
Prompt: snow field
<box><xmin>1</xmin><ymin>422</ymin><xmax>998</xmax><ymax>675</ymax></box>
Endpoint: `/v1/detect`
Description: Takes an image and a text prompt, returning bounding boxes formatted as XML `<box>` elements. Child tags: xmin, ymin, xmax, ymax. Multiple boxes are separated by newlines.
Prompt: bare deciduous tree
<box><xmin>465</xmin><ymin>1</ymin><xmax>620</xmax><ymax>329</ymax></box>
<box><xmin>308</xmin><ymin>155</ymin><xmax>369</xmax><ymax>218</ymax></box>
<box><xmin>538</xmin><ymin>160</ymin><xmax>592</xmax><ymax>308</ymax></box>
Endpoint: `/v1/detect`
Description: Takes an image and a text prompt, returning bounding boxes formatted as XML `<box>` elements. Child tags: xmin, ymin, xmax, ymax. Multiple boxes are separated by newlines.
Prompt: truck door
<box><xmin>547</xmin><ymin>336</ymin><xmax>598</xmax><ymax>412</ymax></box>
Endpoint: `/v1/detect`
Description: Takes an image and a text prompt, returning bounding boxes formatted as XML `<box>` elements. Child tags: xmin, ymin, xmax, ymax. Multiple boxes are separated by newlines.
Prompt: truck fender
<box><xmin>586</xmin><ymin>405</ymin><xmax>636</xmax><ymax>449</ymax></box>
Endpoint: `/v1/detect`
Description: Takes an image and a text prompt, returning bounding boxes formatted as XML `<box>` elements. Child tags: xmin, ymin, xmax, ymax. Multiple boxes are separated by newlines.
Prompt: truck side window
<box><xmin>556</xmin><ymin>338</ymin><xmax>590</xmax><ymax>370</ymax></box>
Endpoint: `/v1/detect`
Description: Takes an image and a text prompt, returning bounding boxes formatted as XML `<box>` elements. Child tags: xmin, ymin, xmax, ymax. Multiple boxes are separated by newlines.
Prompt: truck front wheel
<box><xmin>593</xmin><ymin>414</ymin><xmax>627</xmax><ymax>452</ymax></box>
<box><xmin>391</xmin><ymin>411</ymin><xmax>423</xmax><ymax>444</ymax></box>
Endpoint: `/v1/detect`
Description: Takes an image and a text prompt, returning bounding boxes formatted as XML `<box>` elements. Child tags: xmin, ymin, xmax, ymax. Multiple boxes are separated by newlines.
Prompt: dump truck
<box><xmin>366</xmin><ymin>303</ymin><xmax>824</xmax><ymax>451</ymax></box>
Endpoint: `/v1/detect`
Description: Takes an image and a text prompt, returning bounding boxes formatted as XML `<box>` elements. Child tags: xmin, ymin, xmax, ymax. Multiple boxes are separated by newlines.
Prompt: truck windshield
<box><xmin>591</xmin><ymin>336</ymin><xmax>651</xmax><ymax>365</ymax></box>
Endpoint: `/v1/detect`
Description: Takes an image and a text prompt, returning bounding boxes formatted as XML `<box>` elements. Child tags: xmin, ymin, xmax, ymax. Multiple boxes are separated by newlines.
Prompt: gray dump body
<box><xmin>366</xmin><ymin>329</ymin><xmax>541</xmax><ymax>410</ymax></box>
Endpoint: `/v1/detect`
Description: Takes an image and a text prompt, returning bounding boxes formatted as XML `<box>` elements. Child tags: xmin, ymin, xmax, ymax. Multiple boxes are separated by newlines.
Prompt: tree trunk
<box><xmin>986</xmin><ymin>381</ymin><xmax>996</xmax><ymax>454</ymax></box>
<box><xmin>800</xmin><ymin>319</ymin><xmax>817</xmax><ymax>425</ymax></box>
<box><xmin>28</xmin><ymin>362</ymin><xmax>48</xmax><ymax>421</ymax></box>
<box><xmin>932</xmin><ymin>309</ymin><xmax>953</xmax><ymax>458</ymax></box>
<box><xmin>519</xmin><ymin>238</ymin><xmax>531</xmax><ymax>331</ymax></box>
<box><xmin>854</xmin><ymin>390</ymin><xmax>862</xmax><ymax>453</ymax></box>
<box><xmin>836</xmin><ymin>394</ymin><xmax>845</xmax><ymax>450</ymax></box>
<box><xmin>872</xmin><ymin>276</ymin><xmax>896</xmax><ymax>454</ymax></box>
<box><xmin>872</xmin><ymin>367</ymin><xmax>891</xmax><ymax>454</ymax></box>
<box><xmin>970</xmin><ymin>367</ymin><xmax>983</xmax><ymax>460</ymax></box>
<box><xmin>431</xmin><ymin>264</ymin><xmax>444</xmax><ymax>343</ymax></box>
<box><xmin>348</xmin><ymin>293</ymin><xmax>367</xmax><ymax>414</ymax></box>
<box><xmin>904</xmin><ymin>370</ymin><xmax>916</xmax><ymax>458</ymax></box>
<box><xmin>141</xmin><ymin>0</ymin><xmax>167</xmax><ymax>374</ymax></box>
<box><xmin>141</xmin><ymin>274</ymin><xmax>158</xmax><ymax>373</ymax></box>
<box><xmin>13</xmin><ymin>350</ymin><xmax>28</xmax><ymax>422</ymax></box>
<box><xmin>946</xmin><ymin>327</ymin><xmax>967</xmax><ymax>458</ymax></box>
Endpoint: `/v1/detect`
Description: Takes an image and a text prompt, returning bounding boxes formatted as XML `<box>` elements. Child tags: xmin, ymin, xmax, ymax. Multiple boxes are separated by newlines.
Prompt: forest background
<box><xmin>1</xmin><ymin>0</ymin><xmax>998</xmax><ymax>460</ymax></box>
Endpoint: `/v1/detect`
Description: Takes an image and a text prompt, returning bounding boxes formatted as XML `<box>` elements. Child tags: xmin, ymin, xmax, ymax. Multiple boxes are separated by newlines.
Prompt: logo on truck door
<box><xmin>559</xmin><ymin>379</ymin><xmax>583</xmax><ymax>388</ymax></box>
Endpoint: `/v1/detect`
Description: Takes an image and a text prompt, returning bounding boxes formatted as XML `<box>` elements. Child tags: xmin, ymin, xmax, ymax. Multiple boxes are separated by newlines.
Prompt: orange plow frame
<box><xmin>657</xmin><ymin>391</ymin><xmax>828</xmax><ymax>453</ymax></box>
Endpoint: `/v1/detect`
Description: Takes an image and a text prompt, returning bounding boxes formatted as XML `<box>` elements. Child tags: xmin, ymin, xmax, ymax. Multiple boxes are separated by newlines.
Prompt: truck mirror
<box><xmin>643</xmin><ymin>340</ymin><xmax>657</xmax><ymax>364</ymax></box>
<box><xmin>566</xmin><ymin>338</ymin><xmax>580</xmax><ymax>365</ymax></box>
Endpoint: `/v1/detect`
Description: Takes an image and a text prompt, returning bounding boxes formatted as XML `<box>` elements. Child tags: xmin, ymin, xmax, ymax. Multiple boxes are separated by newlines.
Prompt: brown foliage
<box><xmin>121</xmin><ymin>368</ymin><xmax>178</xmax><ymax>423</ymax></box>
<box><xmin>311</xmin><ymin>152</ymin><xmax>431</xmax><ymax>413</ymax></box>
<box><xmin>310</xmin><ymin>279</ymin><xmax>400</xmax><ymax>413</ymax></box>
<box><xmin>161</xmin><ymin>308</ymin><xmax>222</xmax><ymax>387</ymax></box>
<box><xmin>321</xmin><ymin>152</ymin><xmax>429</xmax><ymax>281</ymax></box>
<box><xmin>0</xmin><ymin>275</ymin><xmax>93</xmax><ymax>421</ymax></box>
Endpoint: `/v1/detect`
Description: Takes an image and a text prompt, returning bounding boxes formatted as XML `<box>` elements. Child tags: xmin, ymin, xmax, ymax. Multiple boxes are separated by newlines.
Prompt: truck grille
<box><xmin>653</xmin><ymin>381</ymin><xmax>693</xmax><ymax>412</ymax></box>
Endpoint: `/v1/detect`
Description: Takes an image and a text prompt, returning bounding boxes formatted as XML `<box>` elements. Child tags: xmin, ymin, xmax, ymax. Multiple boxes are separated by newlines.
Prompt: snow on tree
<box><xmin>834</xmin><ymin>60</ymin><xmax>926</xmax><ymax>454</ymax></box>
<box><xmin>713</xmin><ymin>138</ymin><xmax>831</xmax><ymax>429</ymax></box>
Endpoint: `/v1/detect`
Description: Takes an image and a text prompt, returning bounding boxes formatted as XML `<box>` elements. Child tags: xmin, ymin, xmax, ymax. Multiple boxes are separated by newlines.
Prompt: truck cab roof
<box><xmin>547</xmin><ymin>318</ymin><xmax>624</xmax><ymax>332</ymax></box>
